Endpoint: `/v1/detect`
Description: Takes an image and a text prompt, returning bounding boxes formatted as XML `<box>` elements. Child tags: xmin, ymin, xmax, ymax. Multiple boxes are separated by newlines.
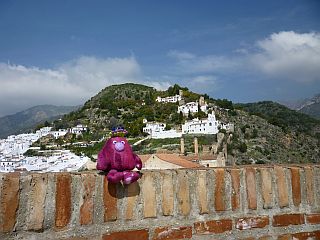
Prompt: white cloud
<box><xmin>188</xmin><ymin>75</ymin><xmax>218</xmax><ymax>94</ymax></box>
<box><xmin>250</xmin><ymin>31</ymin><xmax>320</xmax><ymax>82</ymax></box>
<box><xmin>167</xmin><ymin>50</ymin><xmax>196</xmax><ymax>60</ymax></box>
<box><xmin>168</xmin><ymin>31</ymin><xmax>320</xmax><ymax>85</ymax></box>
<box><xmin>0</xmin><ymin>56</ymin><xmax>166</xmax><ymax>117</ymax></box>
<box><xmin>59</xmin><ymin>56</ymin><xmax>142</xmax><ymax>91</ymax></box>
<box><xmin>192</xmin><ymin>75</ymin><xmax>217</xmax><ymax>84</ymax></box>
<box><xmin>168</xmin><ymin>50</ymin><xmax>240</xmax><ymax>74</ymax></box>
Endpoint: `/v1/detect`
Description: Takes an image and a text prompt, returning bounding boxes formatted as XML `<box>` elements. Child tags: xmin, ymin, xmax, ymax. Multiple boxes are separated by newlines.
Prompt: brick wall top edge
<box><xmin>3</xmin><ymin>164</ymin><xmax>319</xmax><ymax>176</ymax></box>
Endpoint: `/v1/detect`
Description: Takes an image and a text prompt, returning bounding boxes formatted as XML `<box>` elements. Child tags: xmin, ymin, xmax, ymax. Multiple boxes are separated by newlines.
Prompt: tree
<box><xmin>238</xmin><ymin>142</ymin><xmax>247</xmax><ymax>153</ymax></box>
<box><xmin>215</xmin><ymin>99</ymin><xmax>234</xmax><ymax>110</ymax></box>
<box><xmin>165</xmin><ymin>124</ymin><xmax>172</xmax><ymax>131</ymax></box>
<box><xmin>188</xmin><ymin>110</ymin><xmax>193</xmax><ymax>120</ymax></box>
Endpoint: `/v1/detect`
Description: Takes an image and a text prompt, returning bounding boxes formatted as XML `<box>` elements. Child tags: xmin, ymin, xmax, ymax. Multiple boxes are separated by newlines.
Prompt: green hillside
<box><xmin>236</xmin><ymin>101</ymin><xmax>320</xmax><ymax>135</ymax></box>
<box><xmin>48</xmin><ymin>83</ymin><xmax>320</xmax><ymax>164</ymax></box>
<box><xmin>54</xmin><ymin>83</ymin><xmax>202</xmax><ymax>138</ymax></box>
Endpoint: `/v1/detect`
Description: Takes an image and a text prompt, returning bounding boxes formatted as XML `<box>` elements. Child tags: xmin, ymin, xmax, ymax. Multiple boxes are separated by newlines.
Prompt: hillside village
<box><xmin>0</xmin><ymin>125</ymin><xmax>90</xmax><ymax>172</ymax></box>
<box><xmin>143</xmin><ymin>91</ymin><xmax>234</xmax><ymax>139</ymax></box>
<box><xmin>0</xmin><ymin>85</ymin><xmax>235</xmax><ymax>172</ymax></box>
<box><xmin>1</xmin><ymin>83</ymin><xmax>319</xmax><ymax>173</ymax></box>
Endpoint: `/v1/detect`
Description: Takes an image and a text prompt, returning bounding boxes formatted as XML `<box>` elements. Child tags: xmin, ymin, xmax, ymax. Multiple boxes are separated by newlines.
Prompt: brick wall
<box><xmin>0</xmin><ymin>165</ymin><xmax>319</xmax><ymax>240</ymax></box>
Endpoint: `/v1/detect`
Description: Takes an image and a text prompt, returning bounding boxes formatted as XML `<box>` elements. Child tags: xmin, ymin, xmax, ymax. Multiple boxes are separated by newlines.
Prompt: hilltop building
<box><xmin>51</xmin><ymin>129</ymin><xmax>68</xmax><ymax>139</ymax></box>
<box><xmin>177</xmin><ymin>96</ymin><xmax>208</xmax><ymax>116</ymax></box>
<box><xmin>182</xmin><ymin>113</ymin><xmax>219</xmax><ymax>134</ymax></box>
<box><xmin>143</xmin><ymin>111</ymin><xmax>233</xmax><ymax>139</ymax></box>
<box><xmin>156</xmin><ymin>90</ymin><xmax>183</xmax><ymax>103</ymax></box>
<box><xmin>143</xmin><ymin>120</ymin><xmax>182</xmax><ymax>139</ymax></box>
<box><xmin>70</xmin><ymin>124</ymin><xmax>88</xmax><ymax>135</ymax></box>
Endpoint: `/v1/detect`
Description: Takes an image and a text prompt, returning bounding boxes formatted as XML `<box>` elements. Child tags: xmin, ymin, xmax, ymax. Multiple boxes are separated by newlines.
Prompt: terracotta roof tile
<box><xmin>138</xmin><ymin>154</ymin><xmax>152</xmax><ymax>164</ymax></box>
<box><xmin>155</xmin><ymin>153</ymin><xmax>201</xmax><ymax>168</ymax></box>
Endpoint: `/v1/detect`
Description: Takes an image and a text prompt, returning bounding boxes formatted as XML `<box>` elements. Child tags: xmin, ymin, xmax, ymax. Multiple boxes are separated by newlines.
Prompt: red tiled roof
<box><xmin>138</xmin><ymin>154</ymin><xmax>152</xmax><ymax>164</ymax></box>
<box><xmin>155</xmin><ymin>153</ymin><xmax>201</xmax><ymax>168</ymax></box>
<box><xmin>181</xmin><ymin>154</ymin><xmax>217</xmax><ymax>161</ymax></box>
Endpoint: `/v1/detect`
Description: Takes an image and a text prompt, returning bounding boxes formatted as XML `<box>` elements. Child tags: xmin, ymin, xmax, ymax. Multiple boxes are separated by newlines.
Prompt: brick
<box><xmin>275</xmin><ymin>166</ymin><xmax>289</xmax><ymax>208</ymax></box>
<box><xmin>272</xmin><ymin>213</ymin><xmax>304</xmax><ymax>227</ymax></box>
<box><xmin>259</xmin><ymin>236</ymin><xmax>272</xmax><ymax>240</ymax></box>
<box><xmin>197</xmin><ymin>170</ymin><xmax>208</xmax><ymax>214</ymax></box>
<box><xmin>102</xmin><ymin>229</ymin><xmax>149</xmax><ymax>240</ymax></box>
<box><xmin>26</xmin><ymin>174</ymin><xmax>47</xmax><ymax>231</ymax></box>
<box><xmin>79</xmin><ymin>174</ymin><xmax>95</xmax><ymax>225</ymax></box>
<box><xmin>103</xmin><ymin>177</ymin><xmax>117</xmax><ymax>221</ymax></box>
<box><xmin>0</xmin><ymin>172</ymin><xmax>20</xmax><ymax>233</ymax></box>
<box><xmin>161</xmin><ymin>172</ymin><xmax>174</xmax><ymax>216</ymax></box>
<box><xmin>153</xmin><ymin>226</ymin><xmax>192</xmax><ymax>239</ymax></box>
<box><xmin>194</xmin><ymin>219</ymin><xmax>232</xmax><ymax>234</ymax></box>
<box><xmin>260</xmin><ymin>168</ymin><xmax>273</xmax><ymax>208</ymax></box>
<box><xmin>215</xmin><ymin>169</ymin><xmax>225</xmax><ymax>211</ymax></box>
<box><xmin>62</xmin><ymin>237</ymin><xmax>89</xmax><ymax>240</ymax></box>
<box><xmin>231</xmin><ymin>169</ymin><xmax>241</xmax><ymax>210</ymax></box>
<box><xmin>245</xmin><ymin>168</ymin><xmax>257</xmax><ymax>210</ymax></box>
<box><xmin>306</xmin><ymin>213</ymin><xmax>320</xmax><ymax>224</ymax></box>
<box><xmin>177</xmin><ymin>171</ymin><xmax>190</xmax><ymax>216</ymax></box>
<box><xmin>304</xmin><ymin>167</ymin><xmax>314</xmax><ymax>205</ymax></box>
<box><xmin>290</xmin><ymin>167</ymin><xmax>301</xmax><ymax>207</ymax></box>
<box><xmin>292</xmin><ymin>231</ymin><xmax>320</xmax><ymax>240</ymax></box>
<box><xmin>277</xmin><ymin>234</ymin><xmax>291</xmax><ymax>240</ymax></box>
<box><xmin>236</xmin><ymin>216</ymin><xmax>269</xmax><ymax>230</ymax></box>
<box><xmin>142</xmin><ymin>172</ymin><xmax>157</xmax><ymax>218</ymax></box>
<box><xmin>126</xmin><ymin>181</ymin><xmax>139</xmax><ymax>220</ymax></box>
<box><xmin>55</xmin><ymin>173</ymin><xmax>72</xmax><ymax>229</ymax></box>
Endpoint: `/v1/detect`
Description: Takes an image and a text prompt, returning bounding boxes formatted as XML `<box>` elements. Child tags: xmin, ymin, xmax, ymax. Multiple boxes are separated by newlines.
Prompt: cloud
<box><xmin>167</xmin><ymin>50</ymin><xmax>195</xmax><ymax>60</ymax></box>
<box><xmin>168</xmin><ymin>50</ymin><xmax>239</xmax><ymax>74</ymax></box>
<box><xmin>169</xmin><ymin>31</ymin><xmax>320</xmax><ymax>84</ymax></box>
<box><xmin>192</xmin><ymin>75</ymin><xmax>217</xmax><ymax>84</ymax></box>
<box><xmin>250</xmin><ymin>31</ymin><xmax>320</xmax><ymax>82</ymax></box>
<box><xmin>0</xmin><ymin>56</ymin><xmax>167</xmax><ymax>117</ymax></box>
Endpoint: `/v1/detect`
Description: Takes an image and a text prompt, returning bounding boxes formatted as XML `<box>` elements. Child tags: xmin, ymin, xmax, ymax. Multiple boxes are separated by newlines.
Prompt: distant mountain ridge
<box><xmin>297</xmin><ymin>94</ymin><xmax>320</xmax><ymax>119</ymax></box>
<box><xmin>281</xmin><ymin>93</ymin><xmax>320</xmax><ymax>119</ymax></box>
<box><xmin>0</xmin><ymin>105</ymin><xmax>79</xmax><ymax>138</ymax></box>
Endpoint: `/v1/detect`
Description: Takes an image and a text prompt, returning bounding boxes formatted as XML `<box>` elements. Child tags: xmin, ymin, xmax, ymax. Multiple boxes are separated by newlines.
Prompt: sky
<box><xmin>0</xmin><ymin>0</ymin><xmax>320</xmax><ymax>117</ymax></box>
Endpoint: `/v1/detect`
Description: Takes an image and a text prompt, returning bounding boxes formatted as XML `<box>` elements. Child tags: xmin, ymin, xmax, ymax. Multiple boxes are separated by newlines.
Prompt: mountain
<box><xmin>236</xmin><ymin>101</ymin><xmax>320</xmax><ymax>135</ymax></box>
<box><xmin>54</xmin><ymin>83</ymin><xmax>319</xmax><ymax>165</ymax></box>
<box><xmin>54</xmin><ymin>83</ymin><xmax>196</xmax><ymax>138</ymax></box>
<box><xmin>281</xmin><ymin>94</ymin><xmax>320</xmax><ymax>119</ymax></box>
<box><xmin>218</xmin><ymin>104</ymin><xmax>320</xmax><ymax>164</ymax></box>
<box><xmin>0</xmin><ymin>105</ymin><xmax>79</xmax><ymax>138</ymax></box>
<box><xmin>297</xmin><ymin>94</ymin><xmax>320</xmax><ymax>119</ymax></box>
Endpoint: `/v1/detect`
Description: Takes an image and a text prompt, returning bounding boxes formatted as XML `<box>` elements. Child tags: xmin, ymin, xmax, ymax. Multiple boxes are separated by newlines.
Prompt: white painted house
<box><xmin>177</xmin><ymin>101</ymin><xmax>208</xmax><ymax>116</ymax></box>
<box><xmin>156</xmin><ymin>94</ymin><xmax>182</xmax><ymax>103</ymax></box>
<box><xmin>143</xmin><ymin>121</ymin><xmax>182</xmax><ymax>139</ymax></box>
<box><xmin>219</xmin><ymin>122</ymin><xmax>235</xmax><ymax>132</ymax></box>
<box><xmin>70</xmin><ymin>124</ymin><xmax>88</xmax><ymax>135</ymax></box>
<box><xmin>177</xmin><ymin>97</ymin><xmax>208</xmax><ymax>116</ymax></box>
<box><xmin>143</xmin><ymin>122</ymin><xmax>166</xmax><ymax>135</ymax></box>
<box><xmin>35</xmin><ymin>127</ymin><xmax>52</xmax><ymax>138</ymax></box>
<box><xmin>50</xmin><ymin>129</ymin><xmax>68</xmax><ymax>139</ymax></box>
<box><xmin>182</xmin><ymin>113</ymin><xmax>219</xmax><ymax>135</ymax></box>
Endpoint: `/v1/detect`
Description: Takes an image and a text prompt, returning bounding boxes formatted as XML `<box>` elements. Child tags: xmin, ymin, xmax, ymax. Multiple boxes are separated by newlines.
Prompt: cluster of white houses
<box><xmin>143</xmin><ymin>94</ymin><xmax>234</xmax><ymax>139</ymax></box>
<box><xmin>0</xmin><ymin>124</ymin><xmax>89</xmax><ymax>172</ymax></box>
<box><xmin>50</xmin><ymin>124</ymin><xmax>88</xmax><ymax>139</ymax></box>
<box><xmin>155</xmin><ymin>90</ymin><xmax>183</xmax><ymax>103</ymax></box>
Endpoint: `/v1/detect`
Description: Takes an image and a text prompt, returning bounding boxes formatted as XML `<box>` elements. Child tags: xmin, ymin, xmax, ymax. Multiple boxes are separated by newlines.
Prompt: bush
<box><xmin>238</xmin><ymin>142</ymin><xmax>247</xmax><ymax>153</ymax></box>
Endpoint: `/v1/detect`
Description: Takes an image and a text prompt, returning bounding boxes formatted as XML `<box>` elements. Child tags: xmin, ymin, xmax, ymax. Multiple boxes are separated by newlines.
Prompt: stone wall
<box><xmin>0</xmin><ymin>165</ymin><xmax>320</xmax><ymax>239</ymax></box>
